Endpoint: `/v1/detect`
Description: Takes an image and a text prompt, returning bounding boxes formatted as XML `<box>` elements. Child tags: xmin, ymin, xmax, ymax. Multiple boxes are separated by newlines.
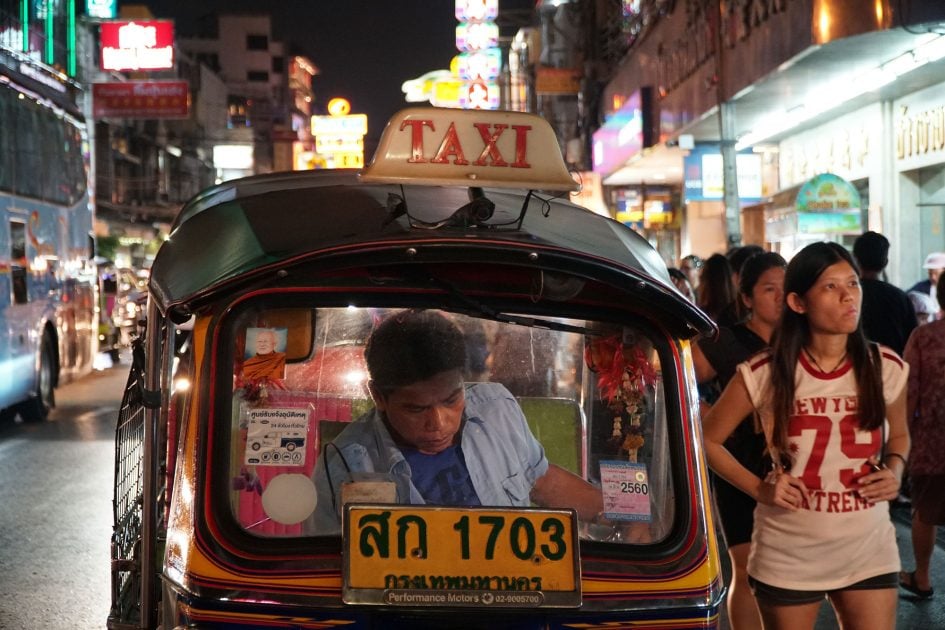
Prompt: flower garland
<box><xmin>585</xmin><ymin>335</ymin><xmax>657</xmax><ymax>461</ymax></box>
<box><xmin>234</xmin><ymin>375</ymin><xmax>286</xmax><ymax>405</ymax></box>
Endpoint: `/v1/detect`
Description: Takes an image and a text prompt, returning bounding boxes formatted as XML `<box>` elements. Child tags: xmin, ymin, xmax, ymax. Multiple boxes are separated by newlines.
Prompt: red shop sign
<box><xmin>92</xmin><ymin>81</ymin><xmax>190</xmax><ymax>119</ymax></box>
<box><xmin>100</xmin><ymin>20</ymin><xmax>175</xmax><ymax>71</ymax></box>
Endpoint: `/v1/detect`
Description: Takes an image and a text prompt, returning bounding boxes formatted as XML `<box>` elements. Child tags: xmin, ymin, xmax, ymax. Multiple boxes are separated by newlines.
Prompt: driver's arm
<box><xmin>530</xmin><ymin>463</ymin><xmax>603</xmax><ymax>522</ymax></box>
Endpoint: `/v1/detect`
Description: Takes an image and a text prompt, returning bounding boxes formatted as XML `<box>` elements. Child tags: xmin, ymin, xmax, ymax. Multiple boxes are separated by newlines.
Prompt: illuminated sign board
<box><xmin>311</xmin><ymin>114</ymin><xmax>368</xmax><ymax>136</ymax></box>
<box><xmin>455</xmin><ymin>0</ymin><xmax>498</xmax><ymax>21</ymax></box>
<box><xmin>100</xmin><ymin>20</ymin><xmax>174</xmax><ymax>71</ymax></box>
<box><xmin>431</xmin><ymin>77</ymin><xmax>464</xmax><ymax>108</ymax></box>
<box><xmin>592</xmin><ymin>89</ymin><xmax>653</xmax><ymax>175</ymax></box>
<box><xmin>682</xmin><ymin>144</ymin><xmax>763</xmax><ymax>202</ymax></box>
<box><xmin>456</xmin><ymin>49</ymin><xmax>501</xmax><ymax>80</ymax></box>
<box><xmin>87</xmin><ymin>0</ymin><xmax>117</xmax><ymax>18</ymax></box>
<box><xmin>454</xmin><ymin>0</ymin><xmax>501</xmax><ymax>111</ymax></box>
<box><xmin>315</xmin><ymin>134</ymin><xmax>364</xmax><ymax>154</ymax></box>
<box><xmin>332</xmin><ymin>152</ymin><xmax>364</xmax><ymax>168</ymax></box>
<box><xmin>455</xmin><ymin>21</ymin><xmax>498</xmax><ymax>52</ymax></box>
<box><xmin>213</xmin><ymin>144</ymin><xmax>254</xmax><ymax>170</ymax></box>
<box><xmin>311</xmin><ymin>110</ymin><xmax>367</xmax><ymax>170</ymax></box>
<box><xmin>458</xmin><ymin>78</ymin><xmax>499</xmax><ymax>110</ymax></box>
<box><xmin>402</xmin><ymin>70</ymin><xmax>453</xmax><ymax>103</ymax></box>
<box><xmin>92</xmin><ymin>81</ymin><xmax>189</xmax><ymax>119</ymax></box>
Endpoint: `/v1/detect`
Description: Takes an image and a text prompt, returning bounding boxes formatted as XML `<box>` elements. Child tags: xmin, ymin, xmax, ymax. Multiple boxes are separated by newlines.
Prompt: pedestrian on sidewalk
<box><xmin>899</xmin><ymin>278</ymin><xmax>945</xmax><ymax>601</ymax></box>
<box><xmin>693</xmin><ymin>251</ymin><xmax>785</xmax><ymax>630</ymax></box>
<box><xmin>853</xmin><ymin>231</ymin><xmax>916</xmax><ymax>356</ymax></box>
<box><xmin>697</xmin><ymin>253</ymin><xmax>737</xmax><ymax>326</ymax></box>
<box><xmin>908</xmin><ymin>252</ymin><xmax>945</xmax><ymax>314</ymax></box>
<box><xmin>907</xmin><ymin>291</ymin><xmax>938</xmax><ymax>327</ymax></box>
<box><xmin>703</xmin><ymin>242</ymin><xmax>909</xmax><ymax>630</ymax></box>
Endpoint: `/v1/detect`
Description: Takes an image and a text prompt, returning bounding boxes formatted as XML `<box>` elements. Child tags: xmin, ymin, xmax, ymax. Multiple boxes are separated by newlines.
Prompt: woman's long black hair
<box><xmin>697</xmin><ymin>253</ymin><xmax>736</xmax><ymax>322</ymax></box>
<box><xmin>767</xmin><ymin>242</ymin><xmax>885</xmax><ymax>459</ymax></box>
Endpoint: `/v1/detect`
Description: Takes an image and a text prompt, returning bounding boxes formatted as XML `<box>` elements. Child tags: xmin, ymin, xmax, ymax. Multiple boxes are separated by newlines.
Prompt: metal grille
<box><xmin>109</xmin><ymin>344</ymin><xmax>148</xmax><ymax>627</ymax></box>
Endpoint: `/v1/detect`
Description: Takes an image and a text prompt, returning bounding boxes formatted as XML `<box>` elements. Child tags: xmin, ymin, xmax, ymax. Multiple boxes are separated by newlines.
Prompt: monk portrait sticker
<box><xmin>242</xmin><ymin>327</ymin><xmax>288</xmax><ymax>381</ymax></box>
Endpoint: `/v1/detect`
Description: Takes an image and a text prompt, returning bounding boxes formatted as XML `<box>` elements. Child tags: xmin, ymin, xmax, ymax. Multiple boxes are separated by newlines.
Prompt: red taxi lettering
<box><xmin>473</xmin><ymin>123</ymin><xmax>508</xmax><ymax>166</ymax></box>
<box><xmin>510</xmin><ymin>124</ymin><xmax>531</xmax><ymax>168</ymax></box>
<box><xmin>400</xmin><ymin>119</ymin><xmax>435</xmax><ymax>163</ymax></box>
<box><xmin>398</xmin><ymin>119</ymin><xmax>532</xmax><ymax>168</ymax></box>
<box><xmin>432</xmin><ymin>123</ymin><xmax>470</xmax><ymax>165</ymax></box>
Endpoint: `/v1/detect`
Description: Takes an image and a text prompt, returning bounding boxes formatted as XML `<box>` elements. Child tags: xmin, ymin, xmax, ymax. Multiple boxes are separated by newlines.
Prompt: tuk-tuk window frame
<box><xmin>202</xmin><ymin>289</ymin><xmax>697</xmax><ymax>562</ymax></box>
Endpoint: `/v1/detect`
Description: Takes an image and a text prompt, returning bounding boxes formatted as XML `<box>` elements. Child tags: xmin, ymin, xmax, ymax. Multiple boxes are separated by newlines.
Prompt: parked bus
<box><xmin>0</xmin><ymin>60</ymin><xmax>96</xmax><ymax>421</ymax></box>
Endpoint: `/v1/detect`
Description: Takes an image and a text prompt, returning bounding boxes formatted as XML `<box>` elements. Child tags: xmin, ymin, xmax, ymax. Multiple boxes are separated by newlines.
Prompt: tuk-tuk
<box><xmin>109</xmin><ymin>107</ymin><xmax>721</xmax><ymax>629</ymax></box>
<box><xmin>98</xmin><ymin>261</ymin><xmax>146</xmax><ymax>360</ymax></box>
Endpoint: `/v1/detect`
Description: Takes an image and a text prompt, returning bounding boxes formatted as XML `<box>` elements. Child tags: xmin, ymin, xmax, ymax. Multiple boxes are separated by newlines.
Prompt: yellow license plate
<box><xmin>343</xmin><ymin>504</ymin><xmax>581</xmax><ymax>608</ymax></box>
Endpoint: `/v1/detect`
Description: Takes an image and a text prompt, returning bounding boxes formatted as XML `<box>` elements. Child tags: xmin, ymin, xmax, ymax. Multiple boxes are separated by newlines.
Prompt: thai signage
<box><xmin>897</xmin><ymin>104</ymin><xmax>945</xmax><ymax>160</ymax></box>
<box><xmin>92</xmin><ymin>81</ymin><xmax>189</xmax><ymax>119</ymax></box>
<box><xmin>779</xmin><ymin>104</ymin><xmax>879</xmax><ymax>188</ymax></box>
<box><xmin>795</xmin><ymin>173</ymin><xmax>862</xmax><ymax>234</ymax></box>
<box><xmin>893</xmin><ymin>82</ymin><xmax>945</xmax><ymax>172</ymax></box>
<box><xmin>100</xmin><ymin>20</ymin><xmax>174</xmax><ymax>71</ymax></box>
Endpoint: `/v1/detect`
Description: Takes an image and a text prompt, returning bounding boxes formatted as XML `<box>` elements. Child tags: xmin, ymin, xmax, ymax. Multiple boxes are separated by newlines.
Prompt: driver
<box><xmin>308</xmin><ymin>309</ymin><xmax>603</xmax><ymax>534</ymax></box>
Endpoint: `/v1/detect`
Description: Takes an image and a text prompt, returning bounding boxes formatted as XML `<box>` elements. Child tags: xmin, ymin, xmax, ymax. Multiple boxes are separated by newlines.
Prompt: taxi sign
<box><xmin>343</xmin><ymin>504</ymin><xmax>581</xmax><ymax>608</ymax></box>
<box><xmin>360</xmin><ymin>107</ymin><xmax>579</xmax><ymax>192</ymax></box>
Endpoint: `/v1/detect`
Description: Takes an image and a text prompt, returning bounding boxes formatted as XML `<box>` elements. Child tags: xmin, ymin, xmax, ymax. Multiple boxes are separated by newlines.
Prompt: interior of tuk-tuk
<box><xmin>201</xmin><ymin>286</ymin><xmax>682</xmax><ymax>546</ymax></box>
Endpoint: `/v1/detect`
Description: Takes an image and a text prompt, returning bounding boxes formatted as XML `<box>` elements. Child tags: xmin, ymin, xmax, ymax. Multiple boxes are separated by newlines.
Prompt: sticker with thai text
<box><xmin>243</xmin><ymin>406</ymin><xmax>310</xmax><ymax>466</ymax></box>
<box><xmin>599</xmin><ymin>460</ymin><xmax>651</xmax><ymax>521</ymax></box>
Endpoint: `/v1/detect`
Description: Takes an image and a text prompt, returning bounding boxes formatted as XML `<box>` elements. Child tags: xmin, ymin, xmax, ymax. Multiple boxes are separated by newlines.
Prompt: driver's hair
<box><xmin>365</xmin><ymin>309</ymin><xmax>467</xmax><ymax>396</ymax></box>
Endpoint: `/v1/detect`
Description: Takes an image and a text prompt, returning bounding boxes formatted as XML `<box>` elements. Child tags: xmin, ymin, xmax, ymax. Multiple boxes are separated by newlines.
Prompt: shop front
<box><xmin>595</xmin><ymin>0</ymin><xmax>945</xmax><ymax>272</ymax></box>
<box><xmin>742</xmin><ymin>104</ymin><xmax>882</xmax><ymax>260</ymax></box>
<box><xmin>681</xmin><ymin>143</ymin><xmax>775</xmax><ymax>258</ymax></box>
<box><xmin>894</xmin><ymin>81</ymin><xmax>945</xmax><ymax>286</ymax></box>
<box><xmin>590</xmin><ymin>88</ymin><xmax>688</xmax><ymax>265</ymax></box>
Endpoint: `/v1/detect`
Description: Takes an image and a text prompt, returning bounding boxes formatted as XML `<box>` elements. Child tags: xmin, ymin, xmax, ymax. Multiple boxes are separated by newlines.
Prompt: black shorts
<box><xmin>748</xmin><ymin>572</ymin><xmax>899</xmax><ymax>606</ymax></box>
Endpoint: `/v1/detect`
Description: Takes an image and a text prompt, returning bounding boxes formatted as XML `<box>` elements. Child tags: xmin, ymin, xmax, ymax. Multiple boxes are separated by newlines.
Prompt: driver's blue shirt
<box><xmin>308</xmin><ymin>382</ymin><xmax>548</xmax><ymax>534</ymax></box>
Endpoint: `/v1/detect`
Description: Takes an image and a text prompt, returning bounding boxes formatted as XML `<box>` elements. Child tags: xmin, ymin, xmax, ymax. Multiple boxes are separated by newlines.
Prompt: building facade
<box><xmin>584</xmin><ymin>0</ymin><xmax>945</xmax><ymax>283</ymax></box>
<box><xmin>180</xmin><ymin>13</ymin><xmax>316</xmax><ymax>179</ymax></box>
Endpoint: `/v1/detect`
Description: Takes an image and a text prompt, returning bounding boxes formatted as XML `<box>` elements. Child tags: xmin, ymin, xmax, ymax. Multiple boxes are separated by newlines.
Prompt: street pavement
<box><xmin>885</xmin><ymin>503</ymin><xmax>945</xmax><ymax>630</ymax></box>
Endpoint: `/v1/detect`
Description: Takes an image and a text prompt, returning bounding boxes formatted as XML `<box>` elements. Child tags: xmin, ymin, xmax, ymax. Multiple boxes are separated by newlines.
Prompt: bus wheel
<box><xmin>19</xmin><ymin>334</ymin><xmax>56</xmax><ymax>422</ymax></box>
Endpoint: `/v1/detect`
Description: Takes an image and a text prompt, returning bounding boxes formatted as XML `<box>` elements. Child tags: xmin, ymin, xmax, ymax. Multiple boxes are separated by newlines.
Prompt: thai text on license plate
<box><xmin>343</xmin><ymin>504</ymin><xmax>581</xmax><ymax>608</ymax></box>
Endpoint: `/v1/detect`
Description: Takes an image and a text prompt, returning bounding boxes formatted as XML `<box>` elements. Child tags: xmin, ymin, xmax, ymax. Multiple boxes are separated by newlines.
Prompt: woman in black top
<box><xmin>693</xmin><ymin>252</ymin><xmax>786</xmax><ymax>630</ymax></box>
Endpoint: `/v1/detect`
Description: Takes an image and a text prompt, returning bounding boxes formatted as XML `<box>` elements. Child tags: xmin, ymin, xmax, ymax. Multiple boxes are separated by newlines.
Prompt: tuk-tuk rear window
<box><xmin>220</xmin><ymin>304</ymin><xmax>681</xmax><ymax>546</ymax></box>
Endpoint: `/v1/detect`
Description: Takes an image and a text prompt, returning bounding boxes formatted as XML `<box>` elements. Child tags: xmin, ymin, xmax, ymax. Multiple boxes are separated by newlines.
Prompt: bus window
<box><xmin>14</xmin><ymin>100</ymin><xmax>42</xmax><ymax>199</ymax></box>
<box><xmin>10</xmin><ymin>221</ymin><xmax>27</xmax><ymax>305</ymax></box>
<box><xmin>42</xmin><ymin>110</ymin><xmax>67</xmax><ymax>205</ymax></box>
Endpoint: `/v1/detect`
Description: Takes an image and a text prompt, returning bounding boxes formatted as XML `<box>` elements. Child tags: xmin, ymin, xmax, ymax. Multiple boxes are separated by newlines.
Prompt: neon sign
<box><xmin>100</xmin><ymin>20</ymin><xmax>174</xmax><ymax>71</ymax></box>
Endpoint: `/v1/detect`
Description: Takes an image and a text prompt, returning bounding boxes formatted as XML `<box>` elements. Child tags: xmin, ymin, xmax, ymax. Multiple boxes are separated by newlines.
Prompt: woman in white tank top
<box><xmin>702</xmin><ymin>242</ymin><xmax>909</xmax><ymax>630</ymax></box>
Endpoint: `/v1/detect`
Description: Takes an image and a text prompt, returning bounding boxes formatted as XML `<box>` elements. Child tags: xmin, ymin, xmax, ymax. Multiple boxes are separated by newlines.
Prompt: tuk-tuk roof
<box><xmin>151</xmin><ymin>108</ymin><xmax>714</xmax><ymax>338</ymax></box>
